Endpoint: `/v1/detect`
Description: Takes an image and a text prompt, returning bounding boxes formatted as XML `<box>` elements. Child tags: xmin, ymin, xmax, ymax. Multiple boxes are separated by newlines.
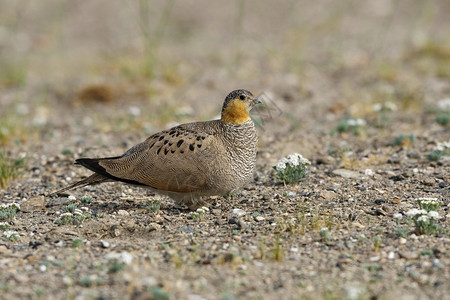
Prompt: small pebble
<box><xmin>148</xmin><ymin>223</ymin><xmax>161</xmax><ymax>231</ymax></box>
<box><xmin>62</xmin><ymin>276</ymin><xmax>73</xmax><ymax>285</ymax></box>
<box><xmin>422</xmin><ymin>178</ymin><xmax>435</xmax><ymax>185</ymax></box>
<box><xmin>254</xmin><ymin>215</ymin><xmax>265</xmax><ymax>222</ymax></box>
<box><xmin>433</xmin><ymin>259</ymin><xmax>444</xmax><ymax>269</ymax></box>
<box><xmin>364</xmin><ymin>169</ymin><xmax>374</xmax><ymax>176</ymax></box>
<box><xmin>117</xmin><ymin>210</ymin><xmax>130</xmax><ymax>216</ymax></box>
<box><xmin>100</xmin><ymin>240</ymin><xmax>110</xmax><ymax>248</ymax></box>
<box><xmin>374</xmin><ymin>199</ymin><xmax>385</xmax><ymax>205</ymax></box>
<box><xmin>228</xmin><ymin>218</ymin><xmax>238</xmax><ymax>225</ymax></box>
<box><xmin>399</xmin><ymin>251</ymin><xmax>419</xmax><ymax>260</ymax></box>
<box><xmin>128</xmin><ymin>106</ymin><xmax>141</xmax><ymax>117</ymax></box>
<box><xmin>345</xmin><ymin>241</ymin><xmax>354</xmax><ymax>249</ymax></box>
<box><xmin>332</xmin><ymin>169</ymin><xmax>361</xmax><ymax>179</ymax></box>
<box><xmin>181</xmin><ymin>227</ymin><xmax>193</xmax><ymax>233</ymax></box>
<box><xmin>231</xmin><ymin>208</ymin><xmax>246</xmax><ymax>217</ymax></box>
<box><xmin>110</xmin><ymin>225</ymin><xmax>121</xmax><ymax>237</ymax></box>
<box><xmin>388</xmin><ymin>251</ymin><xmax>395</xmax><ymax>260</ymax></box>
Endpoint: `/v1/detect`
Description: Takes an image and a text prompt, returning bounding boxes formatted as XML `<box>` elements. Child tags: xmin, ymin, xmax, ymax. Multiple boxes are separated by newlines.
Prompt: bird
<box><xmin>51</xmin><ymin>89</ymin><xmax>262</xmax><ymax>210</ymax></box>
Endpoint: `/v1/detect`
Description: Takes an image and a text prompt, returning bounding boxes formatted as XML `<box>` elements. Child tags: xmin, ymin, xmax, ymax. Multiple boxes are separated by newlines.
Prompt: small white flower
<box><xmin>417</xmin><ymin>215</ymin><xmax>429</xmax><ymax>222</ymax></box>
<box><xmin>110</xmin><ymin>252</ymin><xmax>133</xmax><ymax>265</ymax></box>
<box><xmin>427</xmin><ymin>211</ymin><xmax>439</xmax><ymax>219</ymax></box>
<box><xmin>356</xmin><ymin>118</ymin><xmax>366</xmax><ymax>126</ymax></box>
<box><xmin>385</xmin><ymin>102</ymin><xmax>397</xmax><ymax>111</ymax></box>
<box><xmin>416</xmin><ymin>197</ymin><xmax>438</xmax><ymax>201</ymax></box>
<box><xmin>81</xmin><ymin>207</ymin><xmax>89</xmax><ymax>211</ymax></box>
<box><xmin>60</xmin><ymin>212</ymin><xmax>73</xmax><ymax>217</ymax></box>
<box><xmin>287</xmin><ymin>154</ymin><xmax>299</xmax><ymax>166</ymax></box>
<box><xmin>3</xmin><ymin>230</ymin><xmax>19</xmax><ymax>239</ymax></box>
<box><xmin>67</xmin><ymin>195</ymin><xmax>76</xmax><ymax>201</ymax></box>
<box><xmin>320</xmin><ymin>227</ymin><xmax>329</xmax><ymax>231</ymax></box>
<box><xmin>437</xmin><ymin>98</ymin><xmax>450</xmax><ymax>110</ymax></box>
<box><xmin>436</xmin><ymin>141</ymin><xmax>450</xmax><ymax>152</ymax></box>
<box><xmin>347</xmin><ymin>119</ymin><xmax>356</xmax><ymax>126</ymax></box>
<box><xmin>373</xmin><ymin>103</ymin><xmax>382</xmax><ymax>112</ymax></box>
<box><xmin>405</xmin><ymin>209</ymin><xmax>427</xmax><ymax>216</ymax></box>
<box><xmin>275</xmin><ymin>161</ymin><xmax>286</xmax><ymax>171</ymax></box>
<box><xmin>1</xmin><ymin>203</ymin><xmax>20</xmax><ymax>210</ymax></box>
<box><xmin>405</xmin><ymin>209</ymin><xmax>418</xmax><ymax>216</ymax></box>
<box><xmin>300</xmin><ymin>157</ymin><xmax>311</xmax><ymax>165</ymax></box>
<box><xmin>393</xmin><ymin>213</ymin><xmax>403</xmax><ymax>219</ymax></box>
<box><xmin>280</xmin><ymin>157</ymin><xmax>289</xmax><ymax>165</ymax></box>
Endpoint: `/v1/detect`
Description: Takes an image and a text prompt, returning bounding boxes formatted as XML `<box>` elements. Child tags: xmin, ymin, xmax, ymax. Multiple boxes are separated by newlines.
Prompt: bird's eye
<box><xmin>239</xmin><ymin>95</ymin><xmax>245</xmax><ymax>100</ymax></box>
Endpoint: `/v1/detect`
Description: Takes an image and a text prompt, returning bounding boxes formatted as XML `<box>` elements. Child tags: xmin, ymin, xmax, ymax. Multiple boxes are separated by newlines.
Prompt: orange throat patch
<box><xmin>221</xmin><ymin>99</ymin><xmax>250</xmax><ymax>124</ymax></box>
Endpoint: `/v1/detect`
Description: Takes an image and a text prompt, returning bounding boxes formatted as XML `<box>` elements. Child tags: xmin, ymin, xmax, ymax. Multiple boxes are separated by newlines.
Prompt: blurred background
<box><xmin>0</xmin><ymin>0</ymin><xmax>449</xmax><ymax>154</ymax></box>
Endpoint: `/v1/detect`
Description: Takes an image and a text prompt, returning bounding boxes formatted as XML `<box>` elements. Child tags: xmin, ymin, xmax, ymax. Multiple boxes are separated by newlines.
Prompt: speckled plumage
<box><xmin>51</xmin><ymin>89</ymin><xmax>261</xmax><ymax>210</ymax></box>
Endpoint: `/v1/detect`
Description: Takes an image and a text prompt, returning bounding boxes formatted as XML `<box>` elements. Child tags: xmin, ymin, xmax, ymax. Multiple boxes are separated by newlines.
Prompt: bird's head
<box><xmin>221</xmin><ymin>89</ymin><xmax>262</xmax><ymax>124</ymax></box>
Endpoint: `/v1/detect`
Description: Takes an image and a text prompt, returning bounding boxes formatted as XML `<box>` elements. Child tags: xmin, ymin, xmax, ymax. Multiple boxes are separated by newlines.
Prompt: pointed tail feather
<box><xmin>76</xmin><ymin>157</ymin><xmax>146</xmax><ymax>187</ymax></box>
<box><xmin>49</xmin><ymin>173</ymin><xmax>110</xmax><ymax>196</ymax></box>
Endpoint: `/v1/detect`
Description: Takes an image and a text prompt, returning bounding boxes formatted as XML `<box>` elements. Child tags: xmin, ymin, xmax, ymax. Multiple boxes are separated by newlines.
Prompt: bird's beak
<box><xmin>254</xmin><ymin>97</ymin><xmax>262</xmax><ymax>104</ymax></box>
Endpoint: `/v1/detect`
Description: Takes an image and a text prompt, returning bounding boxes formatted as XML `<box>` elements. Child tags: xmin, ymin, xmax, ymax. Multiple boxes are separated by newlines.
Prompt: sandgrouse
<box><xmin>51</xmin><ymin>89</ymin><xmax>261</xmax><ymax>210</ymax></box>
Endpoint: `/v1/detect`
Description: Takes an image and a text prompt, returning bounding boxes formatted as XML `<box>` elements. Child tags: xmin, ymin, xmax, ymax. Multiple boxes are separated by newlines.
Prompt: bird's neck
<box><xmin>221</xmin><ymin>100</ymin><xmax>250</xmax><ymax>124</ymax></box>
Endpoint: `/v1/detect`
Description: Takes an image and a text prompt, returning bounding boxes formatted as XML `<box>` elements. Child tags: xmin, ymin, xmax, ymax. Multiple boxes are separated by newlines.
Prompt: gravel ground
<box><xmin>0</xmin><ymin>1</ymin><xmax>449</xmax><ymax>299</ymax></box>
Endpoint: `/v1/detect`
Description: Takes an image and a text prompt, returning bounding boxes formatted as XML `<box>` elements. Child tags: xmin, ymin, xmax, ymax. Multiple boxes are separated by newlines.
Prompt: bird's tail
<box><xmin>49</xmin><ymin>173</ymin><xmax>110</xmax><ymax>196</ymax></box>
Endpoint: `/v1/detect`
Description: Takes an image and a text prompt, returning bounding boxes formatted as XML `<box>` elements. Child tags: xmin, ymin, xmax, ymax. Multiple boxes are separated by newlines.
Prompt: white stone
<box><xmin>254</xmin><ymin>216</ymin><xmax>265</xmax><ymax>222</ymax></box>
<box><xmin>231</xmin><ymin>208</ymin><xmax>246</xmax><ymax>217</ymax></box>
<box><xmin>117</xmin><ymin>210</ymin><xmax>130</xmax><ymax>216</ymax></box>
<box><xmin>100</xmin><ymin>240</ymin><xmax>110</xmax><ymax>248</ymax></box>
<box><xmin>105</xmin><ymin>251</ymin><xmax>133</xmax><ymax>265</ymax></box>
<box><xmin>332</xmin><ymin>169</ymin><xmax>362</xmax><ymax>179</ymax></box>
